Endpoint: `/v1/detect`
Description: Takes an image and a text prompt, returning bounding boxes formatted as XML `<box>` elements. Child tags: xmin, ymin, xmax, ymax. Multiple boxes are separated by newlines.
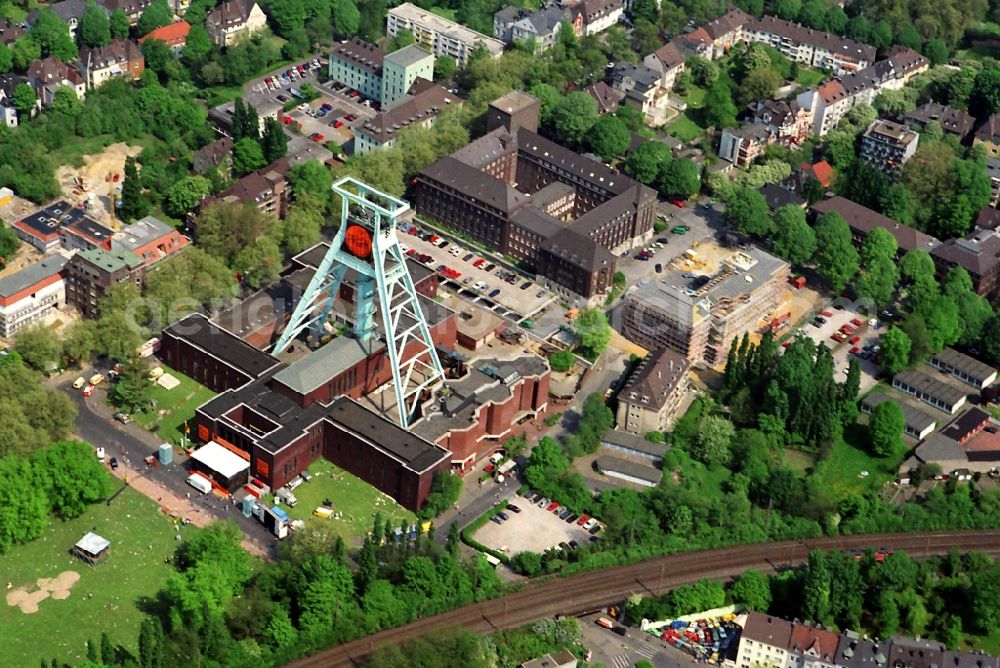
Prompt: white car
<box><xmin>449</xmin><ymin>247</ymin><xmax>462</xmax><ymax>256</ymax></box>
<box><xmin>474</xmin><ymin>281</ymin><xmax>487</xmax><ymax>291</ymax></box>
<box><xmin>297</xmin><ymin>103</ymin><xmax>309</xmax><ymax>111</ymax></box>
<box><xmin>96</xmin><ymin>447</ymin><xmax>105</xmax><ymax>462</ymax></box>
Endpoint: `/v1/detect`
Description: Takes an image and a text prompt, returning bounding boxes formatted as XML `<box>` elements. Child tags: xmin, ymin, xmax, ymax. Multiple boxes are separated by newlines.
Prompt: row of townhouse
<box><xmin>493</xmin><ymin>0</ymin><xmax>625</xmax><ymax>49</ymax></box>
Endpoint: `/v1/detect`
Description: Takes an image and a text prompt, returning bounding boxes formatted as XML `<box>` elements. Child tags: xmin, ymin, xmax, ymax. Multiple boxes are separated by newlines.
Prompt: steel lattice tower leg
<box><xmin>272</xmin><ymin>177</ymin><xmax>444</xmax><ymax>428</ymax></box>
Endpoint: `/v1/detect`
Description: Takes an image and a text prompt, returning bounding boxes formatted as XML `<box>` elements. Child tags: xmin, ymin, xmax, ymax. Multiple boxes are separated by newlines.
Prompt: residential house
<box><xmin>859</xmin><ymin>119</ymin><xmax>918</xmax><ymax>177</ymax></box>
<box><xmin>193</xmin><ymin>137</ymin><xmax>234</xmax><ymax>175</ymax></box>
<box><xmin>576</xmin><ymin>0</ymin><xmax>623</xmax><ymax>35</ymax></box>
<box><xmin>674</xmin><ymin>26</ymin><xmax>713</xmax><ymax>59</ymax></box>
<box><xmin>205</xmin><ymin>0</ymin><xmax>267</xmax><ymax>47</ymax></box>
<box><xmin>642</xmin><ymin>40</ymin><xmax>686</xmax><ymax>91</ymax></box>
<box><xmin>785</xmin><ymin>160</ymin><xmax>835</xmax><ymax>193</ymax></box>
<box><xmin>736</xmin><ymin>613</ymin><xmax>840</xmax><ymax>668</ymax></box>
<box><xmin>354</xmin><ymin>80</ymin><xmax>460</xmax><ymax>153</ymax></box>
<box><xmin>110</xmin><ymin>215</ymin><xmax>189</xmax><ymax>267</ymax></box>
<box><xmin>718</xmin><ymin>123</ymin><xmax>772</xmax><ymax>167</ymax></box>
<box><xmin>0</xmin><ymin>74</ymin><xmax>33</xmax><ymax>127</ymax></box>
<box><xmin>584</xmin><ymin>81</ymin><xmax>623</xmax><ymax>115</ymax></box>
<box><xmin>930</xmin><ymin>227</ymin><xmax>1000</xmax><ymax>301</ymax></box>
<box><xmin>197</xmin><ymin>157</ymin><xmax>292</xmax><ymax>219</ymax></box>
<box><xmin>140</xmin><ymin>20</ymin><xmax>191</xmax><ymax>53</ymax></box>
<box><xmin>65</xmin><ymin>247</ymin><xmax>145</xmax><ymax>318</ymax></box>
<box><xmin>701</xmin><ymin>7</ymin><xmax>749</xmax><ymax>59</ymax></box>
<box><xmin>975</xmin><ymin>205</ymin><xmax>1000</xmax><ymax>231</ymax></box>
<box><xmin>493</xmin><ymin>4</ymin><xmax>570</xmax><ymax>50</ymax></box>
<box><xmin>387</xmin><ymin>2</ymin><xmax>505</xmax><ymax>67</ymax></box>
<box><xmin>760</xmin><ymin>182</ymin><xmax>806</xmax><ymax>210</ymax></box>
<box><xmin>27</xmin><ymin>0</ymin><xmax>94</xmax><ymax>39</ymax></box>
<box><xmin>987</xmin><ymin>158</ymin><xmax>1000</xmax><ymax>207</ymax></box>
<box><xmin>0</xmin><ymin>19</ymin><xmax>27</xmax><ymax>46</ymax></box>
<box><xmin>0</xmin><ymin>255</ymin><xmax>68</xmax><ymax>337</ymax></box>
<box><xmin>610</xmin><ymin>62</ymin><xmax>671</xmax><ymax>125</ymax></box>
<box><xmin>615</xmin><ymin>346</ymin><xmax>690</xmax><ymax>434</ymax></box>
<box><xmin>99</xmin><ymin>0</ymin><xmax>156</xmax><ymax>26</ymax></box>
<box><xmin>798</xmin><ymin>80</ymin><xmax>850</xmax><ymax>136</ymax></box>
<box><xmin>974</xmin><ymin>113</ymin><xmax>1000</xmax><ymax>158</ymax></box>
<box><xmin>903</xmin><ymin>102</ymin><xmax>975</xmax><ymax>142</ymax></box>
<box><xmin>78</xmin><ymin>39</ymin><xmax>145</xmax><ymax>89</ymax></box>
<box><xmin>27</xmin><ymin>56</ymin><xmax>86</xmax><ymax>105</ymax></box>
<box><xmin>812</xmin><ymin>196</ymin><xmax>940</xmax><ymax>256</ymax></box>
<box><xmin>746</xmin><ymin>98</ymin><xmax>813</xmax><ymax>145</ymax></box>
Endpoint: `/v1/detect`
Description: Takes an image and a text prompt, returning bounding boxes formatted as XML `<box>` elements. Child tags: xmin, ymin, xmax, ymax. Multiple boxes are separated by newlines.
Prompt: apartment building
<box><xmin>198</xmin><ymin>157</ymin><xmax>292</xmax><ymax>219</ymax></box>
<box><xmin>382</xmin><ymin>44</ymin><xmax>434</xmax><ymax>108</ymax></box>
<box><xmin>720</xmin><ymin>98</ymin><xmax>812</xmax><ymax>166</ymax></box>
<box><xmin>903</xmin><ymin>102</ymin><xmax>975</xmax><ymax>142</ymax></box>
<box><xmin>205</xmin><ymin>0</ymin><xmax>266</xmax><ymax>47</ymax></box>
<box><xmin>64</xmin><ymin>247</ymin><xmax>145</xmax><ymax>318</ymax></box>
<box><xmin>577</xmin><ymin>0</ymin><xmax>623</xmax><ymax>35</ymax></box>
<box><xmin>27</xmin><ymin>56</ymin><xmax>86</xmax><ymax>106</ymax></box>
<box><xmin>355</xmin><ymin>80</ymin><xmax>458</xmax><ymax>152</ymax></box>
<box><xmin>719</xmin><ymin>123</ymin><xmax>772</xmax><ymax>167</ymax></box>
<box><xmin>744</xmin><ymin>15</ymin><xmax>874</xmax><ymax>75</ymax></box>
<box><xmin>610</xmin><ymin>62</ymin><xmax>672</xmax><ymax>125</ymax></box>
<box><xmin>615</xmin><ymin>346</ymin><xmax>690</xmax><ymax>434</ymax></box>
<box><xmin>642</xmin><ymin>41</ymin><xmax>686</xmax><ymax>91</ymax></box>
<box><xmin>387</xmin><ymin>2</ymin><xmax>504</xmax><ymax>67</ymax></box>
<box><xmin>931</xmin><ymin>227</ymin><xmax>1000</xmax><ymax>301</ymax></box>
<box><xmin>328</xmin><ymin>39</ymin><xmax>385</xmax><ymax>101</ymax></box>
<box><xmin>621</xmin><ymin>245</ymin><xmax>789</xmax><ymax>366</ymax></box>
<box><xmin>811</xmin><ymin>196</ymin><xmax>940</xmax><ymax>256</ymax></box>
<box><xmin>974</xmin><ymin>113</ymin><xmax>1000</xmax><ymax>158</ymax></box>
<box><xmin>860</xmin><ymin>119</ymin><xmax>919</xmax><ymax>177</ymax></box>
<box><xmin>0</xmin><ymin>255</ymin><xmax>68</xmax><ymax>337</ymax></box>
<box><xmin>493</xmin><ymin>4</ymin><xmax>571</xmax><ymax>50</ymax></box>
<box><xmin>110</xmin><ymin>215</ymin><xmax>189</xmax><ymax>268</ymax></box>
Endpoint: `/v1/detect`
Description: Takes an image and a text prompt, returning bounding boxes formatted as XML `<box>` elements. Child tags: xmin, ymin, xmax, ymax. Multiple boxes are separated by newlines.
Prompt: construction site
<box><xmin>54</xmin><ymin>143</ymin><xmax>141</xmax><ymax>228</ymax></box>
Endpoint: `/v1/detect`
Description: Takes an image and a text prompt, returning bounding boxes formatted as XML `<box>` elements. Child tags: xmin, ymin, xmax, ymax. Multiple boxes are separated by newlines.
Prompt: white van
<box><xmin>186</xmin><ymin>474</ymin><xmax>212</xmax><ymax>494</ymax></box>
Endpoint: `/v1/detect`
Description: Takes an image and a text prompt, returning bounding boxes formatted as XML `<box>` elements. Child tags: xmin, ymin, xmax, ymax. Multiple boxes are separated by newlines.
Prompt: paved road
<box><xmin>286</xmin><ymin>530</ymin><xmax>1000</xmax><ymax>667</ymax></box>
<box><xmin>59</xmin><ymin>373</ymin><xmax>277</xmax><ymax>552</ymax></box>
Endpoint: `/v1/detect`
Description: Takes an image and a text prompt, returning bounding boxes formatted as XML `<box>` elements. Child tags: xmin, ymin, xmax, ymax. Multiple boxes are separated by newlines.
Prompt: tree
<box><xmin>880</xmin><ymin>327</ymin><xmax>912</xmax><ymax>375</ymax></box>
<box><xmin>31</xmin><ymin>441</ymin><xmax>109</xmax><ymax>518</ymax></box>
<box><xmin>288</xmin><ymin>160</ymin><xmax>333</xmax><ymax>201</ymax></box>
<box><xmin>730</xmin><ymin>569</ymin><xmax>772</xmax><ymax>611</ymax></box>
<box><xmin>856</xmin><ymin>256</ymin><xmax>899</xmax><ymax>309</ymax></box>
<box><xmin>232</xmin><ymin>235</ymin><xmax>282</xmax><ymax>289</ymax></box>
<box><xmin>260</xmin><ymin>117</ymin><xmax>288</xmax><ymax>164</ymax></box>
<box><xmin>196</xmin><ymin>201</ymin><xmax>276</xmax><ymax>265</ymax></box>
<box><xmin>771</xmin><ymin>205</ymin><xmax>816</xmax><ymax>265</ymax></box>
<box><xmin>971</xmin><ymin>68</ymin><xmax>1000</xmax><ymax>120</ymax></box>
<box><xmin>15</xmin><ymin>325</ymin><xmax>62</xmax><ymax>371</ymax></box>
<box><xmin>0</xmin><ymin>43</ymin><xmax>10</xmax><ymax>74</ymax></box>
<box><xmin>183</xmin><ymin>24</ymin><xmax>212</xmax><ymax>63</ymax></box>
<box><xmin>624</xmin><ymin>141</ymin><xmax>671</xmax><ymax>184</ymax></box>
<box><xmin>289</xmin><ymin>516</ymin><xmax>344</xmax><ymax>563</ymax></box>
<box><xmin>703</xmin><ymin>78</ymin><xmax>738</xmax><ymax>128</ymax></box>
<box><xmin>63</xmin><ymin>320</ymin><xmax>98</xmax><ymax>366</ymax></box>
<box><xmin>574</xmin><ymin>307</ymin><xmax>611</xmax><ymax>358</ymax></box>
<box><xmin>79</xmin><ymin>4</ymin><xmax>111</xmax><ymax>47</ymax></box>
<box><xmin>693</xmin><ymin>415</ymin><xmax>735</xmax><ymax>467</ymax></box>
<box><xmin>659</xmin><ymin>158</ymin><xmax>700</xmax><ymax>198</ymax></box>
<box><xmin>738</xmin><ymin>67</ymin><xmax>782</xmax><ymax>106</ymax></box>
<box><xmin>233</xmin><ymin>137</ymin><xmax>266</xmax><ymax>176</ymax></box>
<box><xmin>29</xmin><ymin>10</ymin><xmax>78</xmax><ymax>61</ymax></box>
<box><xmin>119</xmin><ymin>156</ymin><xmax>148</xmax><ymax>223</ymax></box>
<box><xmin>823</xmin><ymin>131</ymin><xmax>856</xmax><ymax>170</ymax></box>
<box><xmin>12</xmin><ymin>83</ymin><xmax>35</xmax><ymax>116</ymax></box>
<box><xmin>137</xmin><ymin>0</ymin><xmax>172</xmax><ymax>37</ymax></box>
<box><xmin>164</xmin><ymin>176</ymin><xmax>210</xmax><ymax>218</ymax></box>
<box><xmin>109</xmin><ymin>9</ymin><xmax>130</xmax><ymax>39</ymax></box>
<box><xmin>435</xmin><ymin>55</ymin><xmax>455</xmax><ymax>80</ymax></box>
<box><xmin>813</xmin><ymin>212</ymin><xmax>859</xmax><ymax>292</ymax></box>
<box><xmin>110</xmin><ymin>354</ymin><xmax>154</xmax><ymax>414</ymax></box>
<box><xmin>587</xmin><ymin>116</ymin><xmax>630</xmax><ymax>162</ymax></box>
<box><xmin>281</xmin><ymin>195</ymin><xmax>324</xmax><ymax>254</ymax></box>
<box><xmin>803</xmin><ymin>550</ymin><xmax>832</xmax><ymax>623</ymax></box>
<box><xmin>923</xmin><ymin>38</ymin><xmax>949</xmax><ymax>66</ymax></box>
<box><xmin>418</xmin><ymin>471</ymin><xmax>462</xmax><ymax>519</ymax></box>
<box><xmin>869</xmin><ymin>400</ymin><xmax>905</xmax><ymax>458</ymax></box>
<box><xmin>100</xmin><ymin>632</ymin><xmax>115</xmax><ymax>665</ymax></box>
<box><xmin>550</xmin><ymin>92</ymin><xmax>598</xmax><ymax>147</ymax></box>
<box><xmin>721</xmin><ymin>185</ymin><xmax>771</xmax><ymax>236</ymax></box>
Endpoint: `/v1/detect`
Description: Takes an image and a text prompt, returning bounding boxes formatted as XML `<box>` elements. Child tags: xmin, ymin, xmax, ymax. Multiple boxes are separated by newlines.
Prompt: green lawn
<box><xmin>0</xmin><ymin>488</ymin><xmax>192</xmax><ymax>667</ymax></box>
<box><xmin>262</xmin><ymin>458</ymin><xmax>417</xmax><ymax>545</ymax></box>
<box><xmin>680</xmin><ymin>85</ymin><xmax>706</xmax><ymax>108</ymax></box>
<box><xmin>782</xmin><ymin>448</ymin><xmax>816</xmax><ymax>474</ymax></box>
<box><xmin>795</xmin><ymin>68</ymin><xmax>826</xmax><ymax>87</ymax></box>
<box><xmin>666</xmin><ymin>113</ymin><xmax>704</xmax><ymax>143</ymax></box>
<box><xmin>963</xmin><ymin>627</ymin><xmax>1000</xmax><ymax>654</ymax></box>
<box><xmin>50</xmin><ymin>134</ymin><xmax>119</xmax><ymax>168</ymax></box>
<box><xmin>808</xmin><ymin>425</ymin><xmax>902</xmax><ymax>504</ymax></box>
<box><xmin>130</xmin><ymin>365</ymin><xmax>215</xmax><ymax>446</ymax></box>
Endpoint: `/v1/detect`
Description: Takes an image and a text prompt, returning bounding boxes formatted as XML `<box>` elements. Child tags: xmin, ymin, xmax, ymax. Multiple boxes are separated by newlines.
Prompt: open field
<box><xmin>131</xmin><ymin>365</ymin><xmax>216</xmax><ymax>446</ymax></box>
<box><xmin>795</xmin><ymin>67</ymin><xmax>826</xmax><ymax>87</ymax></box>
<box><xmin>0</xmin><ymin>488</ymin><xmax>192</xmax><ymax>667</ymax></box>
<box><xmin>666</xmin><ymin>113</ymin><xmax>704</xmax><ymax>142</ymax></box>
<box><xmin>264</xmin><ymin>458</ymin><xmax>417</xmax><ymax>545</ymax></box>
<box><xmin>809</xmin><ymin>425</ymin><xmax>901</xmax><ymax>503</ymax></box>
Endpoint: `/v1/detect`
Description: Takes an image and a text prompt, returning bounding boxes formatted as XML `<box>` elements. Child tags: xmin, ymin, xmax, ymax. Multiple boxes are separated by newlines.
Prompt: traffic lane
<box><xmin>64</xmin><ymin>379</ymin><xmax>275</xmax><ymax>544</ymax></box>
<box><xmin>579</xmin><ymin>613</ymin><xmax>701</xmax><ymax>668</ymax></box>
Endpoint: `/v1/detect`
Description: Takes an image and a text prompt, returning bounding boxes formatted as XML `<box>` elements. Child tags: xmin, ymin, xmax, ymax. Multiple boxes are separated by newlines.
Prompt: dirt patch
<box><xmin>54</xmin><ymin>142</ymin><xmax>142</xmax><ymax>227</ymax></box>
<box><xmin>6</xmin><ymin>570</ymin><xmax>80</xmax><ymax>614</ymax></box>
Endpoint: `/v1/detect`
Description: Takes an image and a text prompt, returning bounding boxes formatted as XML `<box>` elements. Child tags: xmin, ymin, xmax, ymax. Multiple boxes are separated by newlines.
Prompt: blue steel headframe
<box><xmin>271</xmin><ymin>177</ymin><xmax>444</xmax><ymax>427</ymax></box>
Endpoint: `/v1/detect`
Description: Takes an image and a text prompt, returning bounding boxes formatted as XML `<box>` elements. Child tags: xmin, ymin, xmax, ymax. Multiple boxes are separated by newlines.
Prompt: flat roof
<box><xmin>76</xmin><ymin>247</ymin><xmax>142</xmax><ymax>273</ymax></box>
<box><xmin>164</xmin><ymin>313</ymin><xmax>280</xmax><ymax>379</ymax></box>
<box><xmin>17</xmin><ymin>200</ymin><xmax>92</xmax><ymax>238</ymax></box>
<box><xmin>931</xmin><ymin>348</ymin><xmax>998</xmax><ymax>383</ymax></box>
<box><xmin>191</xmin><ymin>441</ymin><xmax>250</xmax><ymax>479</ymax></box>
<box><xmin>861</xmin><ymin>393</ymin><xmax>937</xmax><ymax>433</ymax></box>
<box><xmin>0</xmin><ymin>254</ymin><xmax>67</xmax><ymax>298</ymax></box>
<box><xmin>389</xmin><ymin>2</ymin><xmax>505</xmax><ymax>55</ymax></box>
<box><xmin>64</xmin><ymin>216</ymin><xmax>114</xmax><ymax>244</ymax></box>
<box><xmin>113</xmin><ymin>215</ymin><xmax>176</xmax><ymax>252</ymax></box>
<box><xmin>893</xmin><ymin>370</ymin><xmax>968</xmax><ymax>408</ymax></box>
<box><xmin>326</xmin><ymin>396</ymin><xmax>451</xmax><ymax>473</ymax></box>
<box><xmin>273</xmin><ymin>336</ymin><xmax>383</xmax><ymax>395</ymax></box>
<box><xmin>385</xmin><ymin>43</ymin><xmax>433</xmax><ymax>67</ymax></box>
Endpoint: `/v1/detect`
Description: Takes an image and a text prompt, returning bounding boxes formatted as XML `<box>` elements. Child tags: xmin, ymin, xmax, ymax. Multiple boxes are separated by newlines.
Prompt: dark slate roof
<box><xmin>330</xmin><ymin>38</ymin><xmax>385</xmax><ymax>75</ymax></box>
<box><xmin>585</xmin><ymin>81</ymin><xmax>624</xmax><ymax>114</ymax></box>
<box><xmin>747</xmin><ymin>15</ymin><xmax>876</xmax><ymax>63</ymax></box>
<box><xmin>812</xmin><ymin>196</ymin><xmax>940</xmax><ymax>253</ymax></box>
<box><xmin>930</xmin><ymin>228</ymin><xmax>1000</xmax><ymax>279</ymax></box>
<box><xmin>976</xmin><ymin>113</ymin><xmax>1000</xmax><ymax>145</ymax></box>
<box><xmin>904</xmin><ymin>102</ymin><xmax>975</xmax><ymax>139</ymax></box>
<box><xmin>760</xmin><ymin>183</ymin><xmax>805</xmax><ymax>210</ymax></box>
<box><xmin>619</xmin><ymin>346</ymin><xmax>689</xmax><ymax>412</ymax></box>
<box><xmin>358</xmin><ymin>81</ymin><xmax>459</xmax><ymax>144</ymax></box>
<box><xmin>594</xmin><ymin>455</ymin><xmax>661</xmax><ymax>484</ymax></box>
<box><xmin>420</xmin><ymin>156</ymin><xmax>530</xmax><ymax>214</ymax></box>
<box><xmin>539</xmin><ymin>227</ymin><xmax>614</xmax><ymax>272</ymax></box>
<box><xmin>163</xmin><ymin>313</ymin><xmax>280</xmax><ymax>378</ymax></box>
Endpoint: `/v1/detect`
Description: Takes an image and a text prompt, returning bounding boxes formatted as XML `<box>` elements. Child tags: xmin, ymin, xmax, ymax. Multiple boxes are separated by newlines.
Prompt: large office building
<box><xmin>413</xmin><ymin>91</ymin><xmax>656</xmax><ymax>304</ymax></box>
<box><xmin>0</xmin><ymin>255</ymin><xmax>67</xmax><ymax>337</ymax></box>
<box><xmin>327</xmin><ymin>39</ymin><xmax>435</xmax><ymax>109</ymax></box>
<box><xmin>387</xmin><ymin>2</ymin><xmax>504</xmax><ymax>67</ymax></box>
<box><xmin>621</xmin><ymin>246</ymin><xmax>790</xmax><ymax>366</ymax></box>
<box><xmin>354</xmin><ymin>79</ymin><xmax>459</xmax><ymax>153</ymax></box>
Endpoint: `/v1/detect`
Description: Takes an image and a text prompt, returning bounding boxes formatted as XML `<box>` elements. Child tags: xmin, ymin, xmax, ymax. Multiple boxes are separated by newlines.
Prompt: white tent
<box><xmin>190</xmin><ymin>442</ymin><xmax>251</xmax><ymax>481</ymax></box>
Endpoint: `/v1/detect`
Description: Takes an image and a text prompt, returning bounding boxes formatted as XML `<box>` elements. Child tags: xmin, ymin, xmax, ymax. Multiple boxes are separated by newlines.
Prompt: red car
<box><xmin>296</xmin><ymin>64</ymin><xmax>305</xmax><ymax>74</ymax></box>
<box><xmin>576</xmin><ymin>514</ymin><xmax>589</xmax><ymax>526</ymax></box>
<box><xmin>849</xmin><ymin>346</ymin><xmax>861</xmax><ymax>354</ymax></box>
<box><xmin>851</xmin><ymin>318</ymin><xmax>863</xmax><ymax>327</ymax></box>
<box><xmin>849</xmin><ymin>335</ymin><xmax>860</xmax><ymax>344</ymax></box>
<box><xmin>546</xmin><ymin>501</ymin><xmax>559</xmax><ymax>511</ymax></box>
<box><xmin>282</xmin><ymin>116</ymin><xmax>293</xmax><ymax>125</ymax></box>
<box><xmin>840</xmin><ymin>325</ymin><xmax>854</xmax><ymax>334</ymax></box>
<box><xmin>831</xmin><ymin>333</ymin><xmax>846</xmax><ymax>342</ymax></box>
<box><xmin>344</xmin><ymin>114</ymin><xmax>356</xmax><ymax>121</ymax></box>
<box><xmin>82</xmin><ymin>384</ymin><xmax>95</xmax><ymax>397</ymax></box>
<box><xmin>334</xmin><ymin>120</ymin><xmax>344</xmax><ymax>128</ymax></box>
<box><xmin>782</xmin><ymin>340</ymin><xmax>792</xmax><ymax>348</ymax></box>
<box><xmin>820</xmin><ymin>310</ymin><xmax>833</xmax><ymax>317</ymax></box>
<box><xmin>406</xmin><ymin>248</ymin><xmax>417</xmax><ymax>256</ymax></box>
<box><xmin>670</xmin><ymin>199</ymin><xmax>685</xmax><ymax>208</ymax></box>
<box><xmin>473</xmin><ymin>258</ymin><xmax>486</xmax><ymax>268</ymax></box>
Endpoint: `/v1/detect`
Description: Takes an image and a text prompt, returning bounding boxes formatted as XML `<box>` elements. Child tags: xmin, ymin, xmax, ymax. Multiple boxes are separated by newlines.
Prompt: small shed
<box><xmin>72</xmin><ymin>532</ymin><xmax>110</xmax><ymax>566</ymax></box>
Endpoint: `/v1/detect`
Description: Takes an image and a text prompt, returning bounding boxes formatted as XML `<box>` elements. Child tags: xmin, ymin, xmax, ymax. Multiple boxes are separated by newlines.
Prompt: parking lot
<box><xmin>473</xmin><ymin>494</ymin><xmax>599</xmax><ymax>556</ymax></box>
<box><xmin>398</xmin><ymin>222</ymin><xmax>557</xmax><ymax>321</ymax></box>
<box><xmin>797</xmin><ymin>300</ymin><xmax>883</xmax><ymax>392</ymax></box>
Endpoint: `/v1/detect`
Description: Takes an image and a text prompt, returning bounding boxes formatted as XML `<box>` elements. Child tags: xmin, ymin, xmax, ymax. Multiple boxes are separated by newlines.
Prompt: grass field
<box><xmin>680</xmin><ymin>85</ymin><xmax>706</xmax><ymax>108</ymax></box>
<box><xmin>666</xmin><ymin>113</ymin><xmax>704</xmax><ymax>143</ymax></box>
<box><xmin>0</xmin><ymin>488</ymin><xmax>192</xmax><ymax>667</ymax></box>
<box><xmin>809</xmin><ymin>425</ymin><xmax>901</xmax><ymax>504</ymax></box>
<box><xmin>795</xmin><ymin>68</ymin><xmax>826</xmax><ymax>87</ymax></box>
<box><xmin>131</xmin><ymin>365</ymin><xmax>215</xmax><ymax>446</ymax></box>
<box><xmin>263</xmin><ymin>458</ymin><xmax>417</xmax><ymax>544</ymax></box>
<box><xmin>782</xmin><ymin>449</ymin><xmax>816</xmax><ymax>474</ymax></box>
<box><xmin>964</xmin><ymin>627</ymin><xmax>1000</xmax><ymax>654</ymax></box>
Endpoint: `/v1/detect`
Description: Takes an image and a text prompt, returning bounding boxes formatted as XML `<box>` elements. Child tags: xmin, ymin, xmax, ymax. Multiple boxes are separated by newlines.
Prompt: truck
<box><xmin>275</xmin><ymin>486</ymin><xmax>298</xmax><ymax>507</ymax></box>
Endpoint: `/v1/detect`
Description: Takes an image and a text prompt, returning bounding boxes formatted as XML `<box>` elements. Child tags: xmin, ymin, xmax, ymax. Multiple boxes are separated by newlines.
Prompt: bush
<box><xmin>417</xmin><ymin>471</ymin><xmax>462</xmax><ymax>519</ymax></box>
<box><xmin>549</xmin><ymin>350</ymin><xmax>576</xmax><ymax>373</ymax></box>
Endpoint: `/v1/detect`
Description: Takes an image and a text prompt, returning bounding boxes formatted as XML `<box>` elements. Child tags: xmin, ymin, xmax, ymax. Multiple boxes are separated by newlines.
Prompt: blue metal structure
<box><xmin>271</xmin><ymin>177</ymin><xmax>444</xmax><ymax>428</ymax></box>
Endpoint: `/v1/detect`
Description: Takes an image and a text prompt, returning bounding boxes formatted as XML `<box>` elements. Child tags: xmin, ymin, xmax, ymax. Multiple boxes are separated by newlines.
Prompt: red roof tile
<box><xmin>141</xmin><ymin>20</ymin><xmax>190</xmax><ymax>47</ymax></box>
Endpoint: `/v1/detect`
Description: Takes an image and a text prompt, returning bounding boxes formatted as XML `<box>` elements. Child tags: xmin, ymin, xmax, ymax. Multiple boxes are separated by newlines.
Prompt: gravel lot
<box><xmin>473</xmin><ymin>496</ymin><xmax>596</xmax><ymax>555</ymax></box>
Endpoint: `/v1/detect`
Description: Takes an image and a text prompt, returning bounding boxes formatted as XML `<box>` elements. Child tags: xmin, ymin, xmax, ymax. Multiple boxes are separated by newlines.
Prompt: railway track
<box><xmin>285</xmin><ymin>530</ymin><xmax>1000</xmax><ymax>668</ymax></box>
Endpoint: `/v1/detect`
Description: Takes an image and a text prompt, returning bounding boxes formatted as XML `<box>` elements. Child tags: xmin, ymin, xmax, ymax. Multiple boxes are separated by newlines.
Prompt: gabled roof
<box><xmin>207</xmin><ymin>0</ymin><xmax>256</xmax><ymax>29</ymax></box>
<box><xmin>79</xmin><ymin>39</ymin><xmax>143</xmax><ymax>71</ymax></box>
<box><xmin>802</xmin><ymin>160</ymin><xmax>834</xmax><ymax>188</ymax></box>
<box><xmin>27</xmin><ymin>56</ymin><xmax>85</xmax><ymax>87</ymax></box>
<box><xmin>649</xmin><ymin>40</ymin><xmax>684</xmax><ymax>71</ymax></box>
<box><xmin>420</xmin><ymin>156</ymin><xmax>529</xmax><ymax>214</ymax></box>
<box><xmin>976</xmin><ymin>113</ymin><xmax>1000</xmax><ymax>145</ymax></box>
<box><xmin>747</xmin><ymin>15</ymin><xmax>876</xmax><ymax>63</ymax></box>
<box><xmin>330</xmin><ymin>38</ymin><xmax>385</xmax><ymax>75</ymax></box>
<box><xmin>27</xmin><ymin>0</ymin><xmax>89</xmax><ymax>25</ymax></box>
<box><xmin>539</xmin><ymin>226</ymin><xmax>614</xmax><ymax>273</ymax></box>
<box><xmin>931</xmin><ymin>228</ymin><xmax>1000</xmax><ymax>278</ymax></box>
<box><xmin>817</xmin><ymin>80</ymin><xmax>847</xmax><ymax>106</ymax></box>
<box><xmin>584</xmin><ymin>81</ymin><xmax>623</xmax><ymax>114</ymax></box>
<box><xmin>619</xmin><ymin>346</ymin><xmax>689</xmax><ymax>410</ymax></box>
<box><xmin>742</xmin><ymin>612</ymin><xmax>794</xmax><ymax>648</ymax></box>
<box><xmin>358</xmin><ymin>80</ymin><xmax>458</xmax><ymax>144</ymax></box>
<box><xmin>141</xmin><ymin>20</ymin><xmax>191</xmax><ymax>46</ymax></box>
<box><xmin>789</xmin><ymin>623</ymin><xmax>839</xmax><ymax>662</ymax></box>
<box><xmin>812</xmin><ymin>196</ymin><xmax>940</xmax><ymax>254</ymax></box>
<box><xmin>703</xmin><ymin>7</ymin><xmax>749</xmax><ymax>40</ymax></box>
<box><xmin>100</xmin><ymin>0</ymin><xmax>155</xmax><ymax>15</ymax></box>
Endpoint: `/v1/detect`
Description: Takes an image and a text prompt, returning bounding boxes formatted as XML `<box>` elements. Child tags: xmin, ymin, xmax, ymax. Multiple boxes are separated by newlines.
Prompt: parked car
<box><xmin>490</xmin><ymin>515</ymin><xmax>503</xmax><ymax>525</ymax></box>
<box><xmin>109</xmin><ymin>457</ymin><xmax>119</xmax><ymax>470</ymax></box>
<box><xmin>82</xmin><ymin>384</ymin><xmax>95</xmax><ymax>397</ymax></box>
<box><xmin>463</xmin><ymin>253</ymin><xmax>474</xmax><ymax>261</ymax></box>
<box><xmin>655</xmin><ymin>263</ymin><xmax>663</xmax><ymax>273</ymax></box>
<box><xmin>484</xmin><ymin>263</ymin><xmax>496</xmax><ymax>271</ymax></box>
<box><xmin>507</xmin><ymin>504</ymin><xmax>521</xmax><ymax>513</ymax></box>
<box><xmin>546</xmin><ymin>501</ymin><xmax>559</xmax><ymax>511</ymax></box>
<box><xmin>113</xmin><ymin>412</ymin><xmax>130</xmax><ymax>424</ymax></box>
<box><xmin>576</xmin><ymin>514</ymin><xmax>589</xmax><ymax>526</ymax></box>
<box><xmin>538</xmin><ymin>497</ymin><xmax>550</xmax><ymax>507</ymax></box>
<box><xmin>671</xmin><ymin>225</ymin><xmax>687</xmax><ymax>234</ymax></box>
<box><xmin>489</xmin><ymin>288</ymin><xmax>501</xmax><ymax>298</ymax></box>
<box><xmin>498</xmin><ymin>511</ymin><xmax>510</xmax><ymax>521</ymax></box>
<box><xmin>73</xmin><ymin>376</ymin><xmax>86</xmax><ymax>389</ymax></box>
<box><xmin>670</xmin><ymin>199</ymin><xmax>685</xmax><ymax>208</ymax></box>
<box><xmin>96</xmin><ymin>447</ymin><xmax>105</xmax><ymax>461</ymax></box>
